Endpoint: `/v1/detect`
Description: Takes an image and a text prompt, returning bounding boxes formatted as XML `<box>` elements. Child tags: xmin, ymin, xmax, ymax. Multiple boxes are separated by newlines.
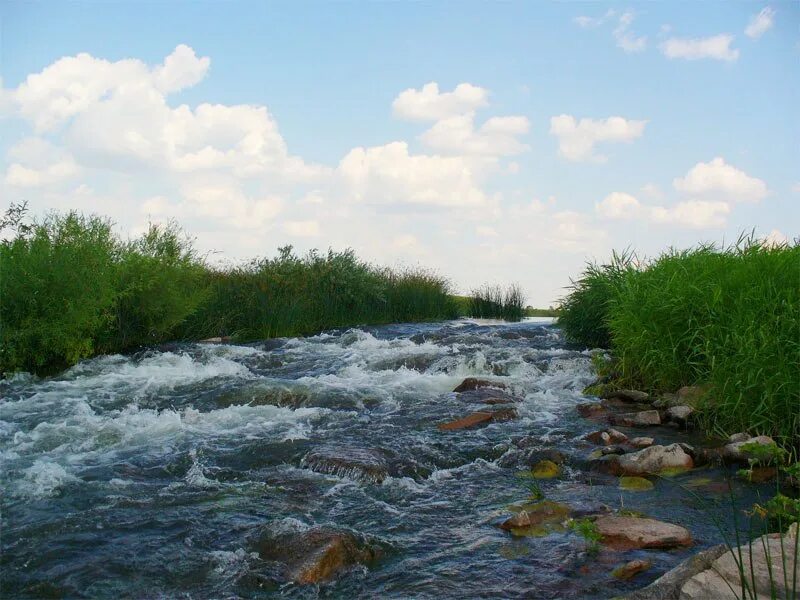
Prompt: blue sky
<box><xmin>1</xmin><ymin>1</ymin><xmax>798</xmax><ymax>305</ymax></box>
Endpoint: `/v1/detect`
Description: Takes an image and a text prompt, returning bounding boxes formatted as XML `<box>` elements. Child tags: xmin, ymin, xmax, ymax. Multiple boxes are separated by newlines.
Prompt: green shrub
<box><xmin>468</xmin><ymin>283</ymin><xmax>525</xmax><ymax>321</ymax></box>
<box><xmin>0</xmin><ymin>209</ymin><xmax>119</xmax><ymax>374</ymax></box>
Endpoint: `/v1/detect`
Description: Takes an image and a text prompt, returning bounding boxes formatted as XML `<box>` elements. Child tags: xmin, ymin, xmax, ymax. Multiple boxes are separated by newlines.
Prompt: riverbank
<box><xmin>556</xmin><ymin>239</ymin><xmax>799</xmax><ymax>450</ymax></box>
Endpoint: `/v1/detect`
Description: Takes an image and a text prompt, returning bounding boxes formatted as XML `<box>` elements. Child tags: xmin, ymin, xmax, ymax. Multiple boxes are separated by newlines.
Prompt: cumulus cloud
<box><xmin>761</xmin><ymin>228</ymin><xmax>788</xmax><ymax>247</ymax></box>
<box><xmin>283</xmin><ymin>220</ymin><xmax>320</xmax><ymax>237</ymax></box>
<box><xmin>392</xmin><ymin>82</ymin><xmax>489</xmax><ymax>122</ymax></box>
<box><xmin>549</xmin><ymin>115</ymin><xmax>647</xmax><ymax>162</ymax></box>
<box><xmin>673</xmin><ymin>157</ymin><xmax>767</xmax><ymax>202</ymax></box>
<box><xmin>4</xmin><ymin>137</ymin><xmax>80</xmax><ymax>187</ymax></box>
<box><xmin>745</xmin><ymin>7</ymin><xmax>775</xmax><ymax>40</ymax></box>
<box><xmin>596</xmin><ymin>192</ymin><xmax>730</xmax><ymax>229</ymax></box>
<box><xmin>660</xmin><ymin>34</ymin><xmax>739</xmax><ymax>61</ymax></box>
<box><xmin>419</xmin><ymin>113</ymin><xmax>529</xmax><ymax>156</ymax></box>
<box><xmin>337</xmin><ymin>141</ymin><xmax>488</xmax><ymax>207</ymax></box>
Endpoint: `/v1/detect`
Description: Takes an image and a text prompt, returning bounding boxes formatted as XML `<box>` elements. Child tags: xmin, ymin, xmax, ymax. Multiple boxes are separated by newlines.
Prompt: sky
<box><xmin>1</xmin><ymin>1</ymin><xmax>798</xmax><ymax>306</ymax></box>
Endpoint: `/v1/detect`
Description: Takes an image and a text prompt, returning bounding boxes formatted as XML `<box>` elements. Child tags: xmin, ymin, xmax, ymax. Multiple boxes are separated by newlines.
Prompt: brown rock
<box><xmin>610</xmin><ymin>410</ymin><xmax>661</xmax><ymax>428</ymax></box>
<box><xmin>438</xmin><ymin>408</ymin><xmax>516</xmax><ymax>431</ymax></box>
<box><xmin>256</xmin><ymin>527</ymin><xmax>380</xmax><ymax>585</ymax></box>
<box><xmin>612</xmin><ymin>559</ymin><xmax>652</xmax><ymax>580</ymax></box>
<box><xmin>586</xmin><ymin>430</ymin><xmax>612</xmax><ymax>445</ymax></box>
<box><xmin>630</xmin><ymin>437</ymin><xmax>654</xmax><ymax>448</ymax></box>
<box><xmin>452</xmin><ymin>377</ymin><xmax>507</xmax><ymax>393</ymax></box>
<box><xmin>499</xmin><ymin>500</ymin><xmax>571</xmax><ymax>530</ymax></box>
<box><xmin>595</xmin><ymin>515</ymin><xmax>692</xmax><ymax>550</ymax></box>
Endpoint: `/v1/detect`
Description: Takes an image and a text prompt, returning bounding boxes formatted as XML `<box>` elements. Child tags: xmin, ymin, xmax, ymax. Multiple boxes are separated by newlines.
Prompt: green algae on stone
<box><xmin>530</xmin><ymin>459</ymin><xmax>561</xmax><ymax>479</ymax></box>
<box><xmin>658</xmin><ymin>466</ymin><xmax>692</xmax><ymax>477</ymax></box>
<box><xmin>618</xmin><ymin>476</ymin><xmax>654</xmax><ymax>491</ymax></box>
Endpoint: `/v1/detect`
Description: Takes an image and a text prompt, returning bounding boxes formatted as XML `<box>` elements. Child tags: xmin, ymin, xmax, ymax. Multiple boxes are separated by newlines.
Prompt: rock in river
<box><xmin>256</xmin><ymin>526</ymin><xmax>381</xmax><ymax>585</ymax></box>
<box><xmin>452</xmin><ymin>377</ymin><xmax>507</xmax><ymax>393</ymax></box>
<box><xmin>595</xmin><ymin>515</ymin><xmax>692</xmax><ymax>550</ymax></box>
<box><xmin>629</xmin><ymin>436</ymin><xmax>655</xmax><ymax>448</ymax></box>
<box><xmin>610</xmin><ymin>410</ymin><xmax>661</xmax><ymax>428</ymax></box>
<box><xmin>438</xmin><ymin>408</ymin><xmax>517</xmax><ymax>431</ymax></box>
<box><xmin>612</xmin><ymin>559</ymin><xmax>652</xmax><ymax>580</ymax></box>
<box><xmin>721</xmin><ymin>435</ymin><xmax>778</xmax><ymax>464</ymax></box>
<box><xmin>612</xmin><ymin>444</ymin><xmax>694</xmax><ymax>476</ymax></box>
<box><xmin>666</xmin><ymin>405</ymin><xmax>694</xmax><ymax>427</ymax></box>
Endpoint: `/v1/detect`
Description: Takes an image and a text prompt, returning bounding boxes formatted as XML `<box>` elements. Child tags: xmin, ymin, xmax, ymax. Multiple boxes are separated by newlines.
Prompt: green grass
<box><xmin>0</xmin><ymin>204</ymin><xmax>459</xmax><ymax>375</ymax></box>
<box><xmin>558</xmin><ymin>238</ymin><xmax>800</xmax><ymax>447</ymax></box>
<box><xmin>467</xmin><ymin>284</ymin><xmax>526</xmax><ymax>321</ymax></box>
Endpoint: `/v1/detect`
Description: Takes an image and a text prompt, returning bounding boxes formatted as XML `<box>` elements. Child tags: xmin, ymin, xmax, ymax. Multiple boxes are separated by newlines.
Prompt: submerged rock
<box><xmin>499</xmin><ymin>500</ymin><xmax>571</xmax><ymax>534</ymax></box>
<box><xmin>595</xmin><ymin>515</ymin><xmax>692</xmax><ymax>550</ymax></box>
<box><xmin>456</xmin><ymin>387</ymin><xmax>521</xmax><ymax>405</ymax></box>
<box><xmin>452</xmin><ymin>377</ymin><xmax>507</xmax><ymax>393</ymax></box>
<box><xmin>530</xmin><ymin>459</ymin><xmax>561</xmax><ymax>479</ymax></box>
<box><xmin>612</xmin><ymin>559</ymin><xmax>652</xmax><ymax>580</ymax></box>
<box><xmin>619</xmin><ymin>476</ymin><xmax>655</xmax><ymax>492</ymax></box>
<box><xmin>610</xmin><ymin>410</ymin><xmax>661</xmax><ymax>428</ymax></box>
<box><xmin>612</xmin><ymin>444</ymin><xmax>694</xmax><ymax>476</ymax></box>
<box><xmin>302</xmin><ymin>447</ymin><xmax>390</xmax><ymax>483</ymax></box>
<box><xmin>577</xmin><ymin>402</ymin><xmax>607</xmax><ymax>418</ymax></box>
<box><xmin>255</xmin><ymin>526</ymin><xmax>381</xmax><ymax>585</ymax></box>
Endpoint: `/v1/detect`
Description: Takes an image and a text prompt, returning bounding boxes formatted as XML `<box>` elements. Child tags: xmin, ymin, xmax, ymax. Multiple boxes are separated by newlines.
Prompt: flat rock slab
<box><xmin>595</xmin><ymin>515</ymin><xmax>692</xmax><ymax>550</ymax></box>
<box><xmin>256</xmin><ymin>526</ymin><xmax>381</xmax><ymax>585</ymax></box>
<box><xmin>610</xmin><ymin>410</ymin><xmax>662</xmax><ymax>428</ymax></box>
<box><xmin>452</xmin><ymin>377</ymin><xmax>508</xmax><ymax>393</ymax></box>
<box><xmin>302</xmin><ymin>447</ymin><xmax>390</xmax><ymax>483</ymax></box>
<box><xmin>438</xmin><ymin>408</ymin><xmax>517</xmax><ymax>431</ymax></box>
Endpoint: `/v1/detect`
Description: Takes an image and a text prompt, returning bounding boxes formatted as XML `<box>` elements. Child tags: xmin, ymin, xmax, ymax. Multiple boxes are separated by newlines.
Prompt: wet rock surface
<box><xmin>612</xmin><ymin>444</ymin><xmax>694</xmax><ymax>476</ymax></box>
<box><xmin>610</xmin><ymin>410</ymin><xmax>662</xmax><ymax>428</ymax></box>
<box><xmin>595</xmin><ymin>516</ymin><xmax>693</xmax><ymax>550</ymax></box>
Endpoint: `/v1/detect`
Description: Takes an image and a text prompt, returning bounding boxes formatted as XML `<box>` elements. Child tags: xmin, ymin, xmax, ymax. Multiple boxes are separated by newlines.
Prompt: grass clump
<box><xmin>558</xmin><ymin>237</ymin><xmax>800</xmax><ymax>447</ymax></box>
<box><xmin>0</xmin><ymin>204</ymin><xmax>459</xmax><ymax>376</ymax></box>
<box><xmin>468</xmin><ymin>283</ymin><xmax>525</xmax><ymax>321</ymax></box>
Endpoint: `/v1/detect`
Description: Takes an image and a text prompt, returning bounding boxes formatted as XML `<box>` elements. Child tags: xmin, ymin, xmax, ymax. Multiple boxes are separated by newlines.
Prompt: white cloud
<box><xmin>392</xmin><ymin>82</ymin><xmax>489</xmax><ymax>122</ymax></box>
<box><xmin>549</xmin><ymin>114</ymin><xmax>647</xmax><ymax>162</ymax></box>
<box><xmin>337</xmin><ymin>141</ymin><xmax>488</xmax><ymax>207</ymax></box>
<box><xmin>152</xmin><ymin>44</ymin><xmax>211</xmax><ymax>93</ymax></box>
<box><xmin>4</xmin><ymin>137</ymin><xmax>80</xmax><ymax>187</ymax></box>
<box><xmin>673</xmin><ymin>157</ymin><xmax>767</xmax><ymax>202</ymax></box>
<box><xmin>745</xmin><ymin>7</ymin><xmax>775</xmax><ymax>40</ymax></box>
<box><xmin>660</xmin><ymin>34</ymin><xmax>739</xmax><ymax>61</ymax></box>
<box><xmin>596</xmin><ymin>192</ymin><xmax>641</xmax><ymax>219</ymax></box>
<box><xmin>574</xmin><ymin>9</ymin><xmax>616</xmax><ymax>29</ymax></box>
<box><xmin>476</xmin><ymin>225</ymin><xmax>498</xmax><ymax>237</ymax></box>
<box><xmin>180</xmin><ymin>181</ymin><xmax>284</xmax><ymax>229</ymax></box>
<box><xmin>762</xmin><ymin>228</ymin><xmax>788</xmax><ymax>247</ymax></box>
<box><xmin>419</xmin><ymin>113</ymin><xmax>529</xmax><ymax>156</ymax></box>
<box><xmin>597</xmin><ymin>191</ymin><xmax>731</xmax><ymax>229</ymax></box>
<box><xmin>283</xmin><ymin>220</ymin><xmax>320</xmax><ymax>237</ymax></box>
<box><xmin>613</xmin><ymin>12</ymin><xmax>647</xmax><ymax>53</ymax></box>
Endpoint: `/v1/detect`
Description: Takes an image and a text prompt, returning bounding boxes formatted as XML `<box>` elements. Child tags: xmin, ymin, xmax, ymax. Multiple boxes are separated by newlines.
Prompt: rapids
<box><xmin>0</xmin><ymin>319</ymin><xmax>767</xmax><ymax>598</ymax></box>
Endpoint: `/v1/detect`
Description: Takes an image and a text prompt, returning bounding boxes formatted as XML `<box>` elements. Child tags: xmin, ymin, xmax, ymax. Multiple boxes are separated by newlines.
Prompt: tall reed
<box><xmin>558</xmin><ymin>238</ymin><xmax>800</xmax><ymax>446</ymax></box>
<box><xmin>468</xmin><ymin>284</ymin><xmax>526</xmax><ymax>321</ymax></box>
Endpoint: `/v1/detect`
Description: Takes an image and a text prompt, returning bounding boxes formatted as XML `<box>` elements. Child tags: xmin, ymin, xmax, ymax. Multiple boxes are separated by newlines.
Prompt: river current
<box><xmin>0</xmin><ymin>319</ymin><xmax>765</xmax><ymax>599</ymax></box>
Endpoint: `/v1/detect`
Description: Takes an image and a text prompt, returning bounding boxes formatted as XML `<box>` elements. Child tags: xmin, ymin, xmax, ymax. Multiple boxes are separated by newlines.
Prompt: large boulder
<box><xmin>610</xmin><ymin>410</ymin><xmax>662</xmax><ymax>428</ymax></box>
<box><xmin>452</xmin><ymin>377</ymin><xmax>507</xmax><ymax>393</ymax></box>
<box><xmin>680</xmin><ymin>524</ymin><xmax>799</xmax><ymax>600</ymax></box>
<box><xmin>256</xmin><ymin>526</ymin><xmax>381</xmax><ymax>585</ymax></box>
<box><xmin>595</xmin><ymin>515</ymin><xmax>692</xmax><ymax>550</ymax></box>
<box><xmin>613</xmin><ymin>444</ymin><xmax>694</xmax><ymax>476</ymax></box>
<box><xmin>622</xmin><ymin>544</ymin><xmax>729</xmax><ymax>599</ymax></box>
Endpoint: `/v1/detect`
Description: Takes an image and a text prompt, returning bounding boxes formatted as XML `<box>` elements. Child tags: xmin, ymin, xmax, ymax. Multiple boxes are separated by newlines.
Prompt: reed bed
<box><xmin>468</xmin><ymin>284</ymin><xmax>526</xmax><ymax>321</ymax></box>
<box><xmin>558</xmin><ymin>238</ymin><xmax>800</xmax><ymax>446</ymax></box>
<box><xmin>0</xmin><ymin>205</ymin><xmax>458</xmax><ymax>375</ymax></box>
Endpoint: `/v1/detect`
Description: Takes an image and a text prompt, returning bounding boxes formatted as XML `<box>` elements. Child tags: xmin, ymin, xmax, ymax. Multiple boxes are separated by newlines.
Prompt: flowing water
<box><xmin>1</xmin><ymin>319</ymin><xmax>767</xmax><ymax>599</ymax></box>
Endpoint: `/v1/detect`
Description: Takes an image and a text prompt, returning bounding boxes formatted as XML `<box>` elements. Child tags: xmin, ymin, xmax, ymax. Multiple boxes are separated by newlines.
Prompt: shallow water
<box><xmin>0</xmin><ymin>319</ymin><xmax>769</xmax><ymax>599</ymax></box>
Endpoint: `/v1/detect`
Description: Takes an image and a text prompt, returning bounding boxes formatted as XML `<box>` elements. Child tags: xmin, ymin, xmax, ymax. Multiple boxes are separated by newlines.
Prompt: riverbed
<box><xmin>0</xmin><ymin>318</ymin><xmax>769</xmax><ymax>598</ymax></box>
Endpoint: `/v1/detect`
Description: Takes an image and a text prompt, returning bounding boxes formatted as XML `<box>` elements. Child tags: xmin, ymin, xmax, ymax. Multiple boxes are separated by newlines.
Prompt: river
<box><xmin>0</xmin><ymin>318</ymin><xmax>767</xmax><ymax>598</ymax></box>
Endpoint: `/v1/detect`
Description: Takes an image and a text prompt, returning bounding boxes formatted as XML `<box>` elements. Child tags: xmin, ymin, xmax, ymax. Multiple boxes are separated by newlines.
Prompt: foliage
<box><xmin>0</xmin><ymin>205</ymin><xmax>460</xmax><ymax>375</ymax></box>
<box><xmin>468</xmin><ymin>283</ymin><xmax>525</xmax><ymax>321</ymax></box>
<box><xmin>568</xmin><ymin>517</ymin><xmax>602</xmax><ymax>555</ymax></box>
<box><xmin>558</xmin><ymin>238</ymin><xmax>800</xmax><ymax>445</ymax></box>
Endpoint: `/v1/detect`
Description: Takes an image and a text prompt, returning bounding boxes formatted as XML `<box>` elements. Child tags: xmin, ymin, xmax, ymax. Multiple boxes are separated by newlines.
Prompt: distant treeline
<box><xmin>0</xmin><ymin>205</ymin><xmax>463</xmax><ymax>375</ymax></box>
<box><xmin>558</xmin><ymin>239</ymin><xmax>800</xmax><ymax>447</ymax></box>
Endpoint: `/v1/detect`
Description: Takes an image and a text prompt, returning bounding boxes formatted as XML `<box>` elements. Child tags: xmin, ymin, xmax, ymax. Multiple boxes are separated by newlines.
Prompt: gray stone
<box><xmin>611</xmin><ymin>410</ymin><xmax>661</xmax><ymax>428</ymax></box>
<box><xmin>722</xmin><ymin>435</ymin><xmax>777</xmax><ymax>464</ymax></box>
<box><xmin>727</xmin><ymin>432</ymin><xmax>751</xmax><ymax>443</ymax></box>
<box><xmin>630</xmin><ymin>437</ymin><xmax>655</xmax><ymax>448</ymax></box>
<box><xmin>666</xmin><ymin>405</ymin><xmax>694</xmax><ymax>426</ymax></box>
<box><xmin>614</xmin><ymin>444</ymin><xmax>694</xmax><ymax>476</ymax></box>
